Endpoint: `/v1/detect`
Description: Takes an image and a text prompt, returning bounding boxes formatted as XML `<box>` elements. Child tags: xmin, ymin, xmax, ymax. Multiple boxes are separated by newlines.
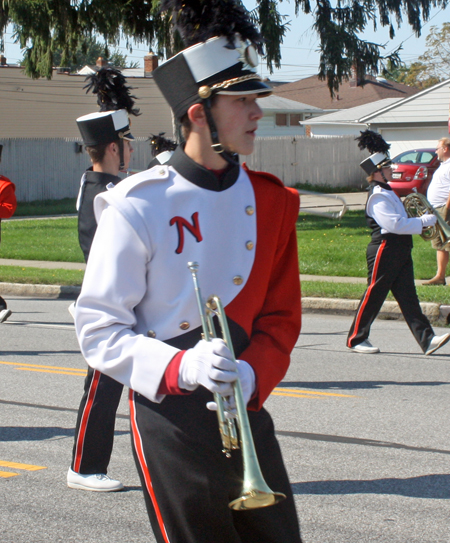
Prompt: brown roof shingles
<box><xmin>273</xmin><ymin>74</ymin><xmax>419</xmax><ymax>110</ymax></box>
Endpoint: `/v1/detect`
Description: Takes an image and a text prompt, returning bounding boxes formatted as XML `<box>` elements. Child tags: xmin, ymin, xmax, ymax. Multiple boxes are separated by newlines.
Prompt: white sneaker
<box><xmin>0</xmin><ymin>309</ymin><xmax>12</xmax><ymax>323</ymax></box>
<box><xmin>349</xmin><ymin>339</ymin><xmax>380</xmax><ymax>354</ymax></box>
<box><xmin>67</xmin><ymin>468</ymin><xmax>124</xmax><ymax>492</ymax></box>
<box><xmin>425</xmin><ymin>333</ymin><xmax>450</xmax><ymax>355</ymax></box>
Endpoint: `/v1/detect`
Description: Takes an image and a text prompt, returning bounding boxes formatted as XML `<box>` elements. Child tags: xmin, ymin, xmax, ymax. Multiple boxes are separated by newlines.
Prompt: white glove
<box><xmin>178</xmin><ymin>338</ymin><xmax>237</xmax><ymax>396</ymax></box>
<box><xmin>421</xmin><ymin>213</ymin><xmax>437</xmax><ymax>228</ymax></box>
<box><xmin>206</xmin><ymin>359</ymin><xmax>255</xmax><ymax>414</ymax></box>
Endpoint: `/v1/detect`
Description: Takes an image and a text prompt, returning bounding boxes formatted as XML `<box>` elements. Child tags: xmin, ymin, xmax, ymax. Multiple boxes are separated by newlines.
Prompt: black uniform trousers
<box><xmin>71</xmin><ymin>366</ymin><xmax>123</xmax><ymax>474</ymax></box>
<box><xmin>129</xmin><ymin>388</ymin><xmax>303</xmax><ymax>543</ymax></box>
<box><xmin>347</xmin><ymin>237</ymin><xmax>434</xmax><ymax>352</ymax></box>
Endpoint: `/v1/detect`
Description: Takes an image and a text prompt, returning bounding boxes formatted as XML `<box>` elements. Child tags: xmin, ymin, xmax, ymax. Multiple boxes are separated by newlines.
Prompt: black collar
<box><xmin>84</xmin><ymin>168</ymin><xmax>121</xmax><ymax>186</ymax></box>
<box><xmin>168</xmin><ymin>145</ymin><xmax>240</xmax><ymax>192</ymax></box>
<box><xmin>370</xmin><ymin>180</ymin><xmax>392</xmax><ymax>191</ymax></box>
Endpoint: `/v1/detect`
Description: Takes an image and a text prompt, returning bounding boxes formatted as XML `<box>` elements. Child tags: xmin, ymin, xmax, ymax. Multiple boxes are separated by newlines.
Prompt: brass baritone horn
<box><xmin>403</xmin><ymin>189</ymin><xmax>450</xmax><ymax>249</ymax></box>
<box><xmin>187</xmin><ymin>262</ymin><xmax>286</xmax><ymax>511</ymax></box>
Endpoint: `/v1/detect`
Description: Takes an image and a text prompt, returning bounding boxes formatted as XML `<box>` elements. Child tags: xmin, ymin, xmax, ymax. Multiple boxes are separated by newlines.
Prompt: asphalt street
<box><xmin>1</xmin><ymin>296</ymin><xmax>450</xmax><ymax>542</ymax></box>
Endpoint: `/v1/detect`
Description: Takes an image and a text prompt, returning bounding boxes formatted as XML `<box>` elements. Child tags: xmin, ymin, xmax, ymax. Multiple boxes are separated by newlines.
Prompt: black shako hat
<box><xmin>153</xmin><ymin>34</ymin><xmax>271</xmax><ymax>120</ymax></box>
<box><xmin>356</xmin><ymin>130</ymin><xmax>392</xmax><ymax>175</ymax></box>
<box><xmin>76</xmin><ymin>67</ymin><xmax>139</xmax><ymax>147</ymax></box>
<box><xmin>76</xmin><ymin>109</ymin><xmax>134</xmax><ymax>147</ymax></box>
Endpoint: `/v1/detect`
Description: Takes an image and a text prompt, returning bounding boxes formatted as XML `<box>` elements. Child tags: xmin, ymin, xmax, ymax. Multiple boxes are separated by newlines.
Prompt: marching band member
<box><xmin>347</xmin><ymin>130</ymin><xmax>450</xmax><ymax>355</ymax></box>
<box><xmin>67</xmin><ymin>68</ymin><xmax>137</xmax><ymax>492</ymax></box>
<box><xmin>75</xmin><ymin>1</ymin><xmax>303</xmax><ymax>541</ymax></box>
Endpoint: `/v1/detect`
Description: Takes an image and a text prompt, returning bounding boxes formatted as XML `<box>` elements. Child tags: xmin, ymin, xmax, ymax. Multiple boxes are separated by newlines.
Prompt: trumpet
<box><xmin>403</xmin><ymin>189</ymin><xmax>450</xmax><ymax>249</ymax></box>
<box><xmin>297</xmin><ymin>189</ymin><xmax>347</xmax><ymax>219</ymax></box>
<box><xmin>187</xmin><ymin>262</ymin><xmax>286</xmax><ymax>511</ymax></box>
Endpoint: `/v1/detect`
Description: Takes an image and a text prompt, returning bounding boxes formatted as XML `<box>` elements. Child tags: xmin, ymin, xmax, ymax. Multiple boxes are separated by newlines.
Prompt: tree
<box><xmin>0</xmin><ymin>0</ymin><xmax>447</xmax><ymax>95</ymax></box>
<box><xmin>416</xmin><ymin>23</ymin><xmax>450</xmax><ymax>80</ymax></box>
<box><xmin>384</xmin><ymin>23</ymin><xmax>450</xmax><ymax>89</ymax></box>
<box><xmin>384</xmin><ymin>61</ymin><xmax>441</xmax><ymax>89</ymax></box>
<box><xmin>21</xmin><ymin>36</ymin><xmax>139</xmax><ymax>72</ymax></box>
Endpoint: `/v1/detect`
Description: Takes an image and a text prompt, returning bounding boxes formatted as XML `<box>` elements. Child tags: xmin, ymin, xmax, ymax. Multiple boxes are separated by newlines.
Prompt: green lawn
<box><xmin>1</xmin><ymin>217</ymin><xmax>84</xmax><ymax>262</ymax></box>
<box><xmin>0</xmin><ymin>209</ymin><xmax>446</xmax><ymax>301</ymax></box>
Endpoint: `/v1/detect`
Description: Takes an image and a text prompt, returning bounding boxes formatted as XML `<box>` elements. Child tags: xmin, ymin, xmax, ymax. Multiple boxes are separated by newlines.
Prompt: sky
<box><xmin>2</xmin><ymin>1</ymin><xmax>449</xmax><ymax>82</ymax></box>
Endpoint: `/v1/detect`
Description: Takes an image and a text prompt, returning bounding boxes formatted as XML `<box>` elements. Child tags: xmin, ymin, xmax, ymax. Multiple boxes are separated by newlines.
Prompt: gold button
<box><xmin>246</xmin><ymin>241</ymin><xmax>254</xmax><ymax>250</ymax></box>
<box><xmin>179</xmin><ymin>321</ymin><xmax>190</xmax><ymax>331</ymax></box>
<box><xmin>159</xmin><ymin>168</ymin><xmax>165</xmax><ymax>175</ymax></box>
<box><xmin>245</xmin><ymin>206</ymin><xmax>254</xmax><ymax>215</ymax></box>
<box><xmin>233</xmin><ymin>276</ymin><xmax>243</xmax><ymax>285</ymax></box>
<box><xmin>147</xmin><ymin>330</ymin><xmax>156</xmax><ymax>338</ymax></box>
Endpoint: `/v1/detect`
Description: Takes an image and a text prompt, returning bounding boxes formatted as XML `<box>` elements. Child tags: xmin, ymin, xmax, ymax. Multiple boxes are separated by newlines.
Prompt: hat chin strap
<box><xmin>203</xmin><ymin>98</ymin><xmax>239</xmax><ymax>166</ymax></box>
<box><xmin>118</xmin><ymin>137</ymin><xmax>125</xmax><ymax>171</ymax></box>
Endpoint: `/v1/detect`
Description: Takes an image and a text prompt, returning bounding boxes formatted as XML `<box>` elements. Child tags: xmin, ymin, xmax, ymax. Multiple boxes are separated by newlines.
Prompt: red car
<box><xmin>388</xmin><ymin>148</ymin><xmax>439</xmax><ymax>197</ymax></box>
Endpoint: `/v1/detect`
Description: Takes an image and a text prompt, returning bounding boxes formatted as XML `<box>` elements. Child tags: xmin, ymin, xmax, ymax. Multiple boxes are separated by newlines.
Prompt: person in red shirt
<box><xmin>0</xmin><ymin>173</ymin><xmax>17</xmax><ymax>322</ymax></box>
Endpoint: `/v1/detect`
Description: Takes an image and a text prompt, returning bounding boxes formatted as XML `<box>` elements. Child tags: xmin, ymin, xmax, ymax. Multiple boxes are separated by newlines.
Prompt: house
<box><xmin>302</xmin><ymin>98</ymin><xmax>402</xmax><ymax>137</ymax></box>
<box><xmin>255</xmin><ymin>94</ymin><xmax>324</xmax><ymax>136</ymax></box>
<box><xmin>273</xmin><ymin>72</ymin><xmax>419</xmax><ymax>112</ymax></box>
<box><xmin>0</xmin><ymin>54</ymin><xmax>320</xmax><ymax>140</ymax></box>
<box><xmin>357</xmin><ymin>78</ymin><xmax>450</xmax><ymax>156</ymax></box>
<box><xmin>0</xmin><ymin>54</ymin><xmax>173</xmax><ymax>139</ymax></box>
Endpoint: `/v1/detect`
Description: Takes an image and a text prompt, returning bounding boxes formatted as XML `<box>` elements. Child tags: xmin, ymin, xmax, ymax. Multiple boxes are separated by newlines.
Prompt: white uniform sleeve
<box><xmin>74</xmin><ymin>204</ymin><xmax>180</xmax><ymax>402</ymax></box>
<box><xmin>367</xmin><ymin>192</ymin><xmax>424</xmax><ymax>236</ymax></box>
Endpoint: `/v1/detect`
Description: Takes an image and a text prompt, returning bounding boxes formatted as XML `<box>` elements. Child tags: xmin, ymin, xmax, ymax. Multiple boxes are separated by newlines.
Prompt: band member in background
<box><xmin>67</xmin><ymin>68</ymin><xmax>137</xmax><ymax>492</ymax></box>
<box><xmin>423</xmin><ymin>137</ymin><xmax>450</xmax><ymax>285</ymax></box>
<box><xmin>347</xmin><ymin>130</ymin><xmax>450</xmax><ymax>355</ymax></box>
<box><xmin>0</xmin><ymin>161</ymin><xmax>17</xmax><ymax>323</ymax></box>
<box><xmin>75</xmin><ymin>1</ymin><xmax>303</xmax><ymax>541</ymax></box>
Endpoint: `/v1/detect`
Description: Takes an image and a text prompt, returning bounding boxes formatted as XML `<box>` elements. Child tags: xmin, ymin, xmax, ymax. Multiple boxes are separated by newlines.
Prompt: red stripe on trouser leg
<box><xmin>129</xmin><ymin>390</ymin><xmax>171</xmax><ymax>543</ymax></box>
<box><xmin>348</xmin><ymin>240</ymin><xmax>386</xmax><ymax>347</ymax></box>
<box><xmin>73</xmin><ymin>369</ymin><xmax>101</xmax><ymax>473</ymax></box>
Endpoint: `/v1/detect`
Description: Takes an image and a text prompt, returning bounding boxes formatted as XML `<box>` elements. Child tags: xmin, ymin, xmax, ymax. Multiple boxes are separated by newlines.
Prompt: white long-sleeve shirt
<box><xmin>367</xmin><ymin>185</ymin><xmax>424</xmax><ymax>236</ymax></box>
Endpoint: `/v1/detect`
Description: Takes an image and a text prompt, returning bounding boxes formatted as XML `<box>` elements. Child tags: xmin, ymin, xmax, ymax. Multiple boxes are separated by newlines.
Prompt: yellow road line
<box><xmin>16</xmin><ymin>368</ymin><xmax>86</xmax><ymax>376</ymax></box>
<box><xmin>272</xmin><ymin>387</ymin><xmax>357</xmax><ymax>398</ymax></box>
<box><xmin>271</xmin><ymin>392</ymin><xmax>326</xmax><ymax>398</ymax></box>
<box><xmin>0</xmin><ymin>360</ymin><xmax>85</xmax><ymax>375</ymax></box>
<box><xmin>0</xmin><ymin>471</ymin><xmax>18</xmax><ymax>478</ymax></box>
<box><xmin>0</xmin><ymin>460</ymin><xmax>46</xmax><ymax>471</ymax></box>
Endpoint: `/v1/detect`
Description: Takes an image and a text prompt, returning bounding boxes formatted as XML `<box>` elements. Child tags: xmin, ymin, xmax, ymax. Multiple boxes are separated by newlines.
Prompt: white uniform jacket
<box><xmin>367</xmin><ymin>184</ymin><xmax>423</xmax><ymax>236</ymax></box>
<box><xmin>75</xmin><ymin>148</ymin><xmax>301</xmax><ymax>411</ymax></box>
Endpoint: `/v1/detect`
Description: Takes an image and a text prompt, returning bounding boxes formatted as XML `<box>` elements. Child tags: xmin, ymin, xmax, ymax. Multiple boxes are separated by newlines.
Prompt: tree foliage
<box><xmin>21</xmin><ymin>36</ymin><xmax>138</xmax><ymax>72</ymax></box>
<box><xmin>417</xmin><ymin>22</ymin><xmax>450</xmax><ymax>80</ymax></box>
<box><xmin>385</xmin><ymin>23</ymin><xmax>450</xmax><ymax>89</ymax></box>
<box><xmin>1</xmin><ymin>0</ymin><xmax>448</xmax><ymax>95</ymax></box>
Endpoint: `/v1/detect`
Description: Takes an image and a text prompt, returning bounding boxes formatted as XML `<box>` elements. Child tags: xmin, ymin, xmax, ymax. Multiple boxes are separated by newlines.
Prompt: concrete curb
<box><xmin>1</xmin><ymin>282</ymin><xmax>449</xmax><ymax>324</ymax></box>
<box><xmin>0</xmin><ymin>282</ymin><xmax>80</xmax><ymax>299</ymax></box>
<box><xmin>302</xmin><ymin>297</ymin><xmax>449</xmax><ymax>324</ymax></box>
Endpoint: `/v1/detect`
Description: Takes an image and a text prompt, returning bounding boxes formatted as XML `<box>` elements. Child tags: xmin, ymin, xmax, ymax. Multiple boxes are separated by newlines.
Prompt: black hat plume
<box><xmin>149</xmin><ymin>133</ymin><xmax>177</xmax><ymax>157</ymax></box>
<box><xmin>160</xmin><ymin>0</ymin><xmax>264</xmax><ymax>53</ymax></box>
<box><xmin>83</xmin><ymin>67</ymin><xmax>140</xmax><ymax>116</ymax></box>
<box><xmin>355</xmin><ymin>130</ymin><xmax>390</xmax><ymax>154</ymax></box>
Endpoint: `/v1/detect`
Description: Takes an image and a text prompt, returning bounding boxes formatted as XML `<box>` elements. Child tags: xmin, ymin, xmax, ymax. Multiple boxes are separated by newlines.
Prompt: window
<box><xmin>275</xmin><ymin>114</ymin><xmax>288</xmax><ymax>126</ymax></box>
<box><xmin>275</xmin><ymin>113</ymin><xmax>303</xmax><ymax>127</ymax></box>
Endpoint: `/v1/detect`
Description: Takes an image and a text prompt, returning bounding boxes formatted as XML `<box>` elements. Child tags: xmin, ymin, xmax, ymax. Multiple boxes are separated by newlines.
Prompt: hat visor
<box><xmin>122</xmin><ymin>132</ymin><xmax>135</xmax><ymax>141</ymax></box>
<box><xmin>377</xmin><ymin>158</ymin><xmax>392</xmax><ymax>168</ymax></box>
<box><xmin>216</xmin><ymin>79</ymin><xmax>272</xmax><ymax>97</ymax></box>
